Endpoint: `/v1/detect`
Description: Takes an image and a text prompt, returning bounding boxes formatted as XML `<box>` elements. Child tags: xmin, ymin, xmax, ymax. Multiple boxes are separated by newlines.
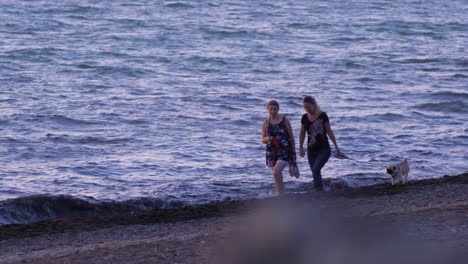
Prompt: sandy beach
<box><xmin>0</xmin><ymin>173</ymin><xmax>466</xmax><ymax>264</ymax></box>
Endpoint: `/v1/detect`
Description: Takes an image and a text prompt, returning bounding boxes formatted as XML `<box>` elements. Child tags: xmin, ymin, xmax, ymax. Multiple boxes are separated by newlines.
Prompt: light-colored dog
<box><xmin>386</xmin><ymin>159</ymin><xmax>410</xmax><ymax>185</ymax></box>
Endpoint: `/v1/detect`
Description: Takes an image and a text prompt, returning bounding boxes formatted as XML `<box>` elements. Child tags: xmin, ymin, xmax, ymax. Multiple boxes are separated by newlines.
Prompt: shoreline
<box><xmin>0</xmin><ymin>173</ymin><xmax>466</xmax><ymax>240</ymax></box>
<box><xmin>1</xmin><ymin>172</ymin><xmax>466</xmax><ymax>227</ymax></box>
<box><xmin>0</xmin><ymin>173</ymin><xmax>466</xmax><ymax>263</ymax></box>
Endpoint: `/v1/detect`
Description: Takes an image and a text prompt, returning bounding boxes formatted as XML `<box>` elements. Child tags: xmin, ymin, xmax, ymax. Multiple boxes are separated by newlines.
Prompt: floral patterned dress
<box><xmin>265</xmin><ymin>116</ymin><xmax>292</xmax><ymax>168</ymax></box>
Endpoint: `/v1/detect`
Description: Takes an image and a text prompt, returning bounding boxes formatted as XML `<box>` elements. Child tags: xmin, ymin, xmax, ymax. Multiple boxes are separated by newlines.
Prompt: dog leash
<box><xmin>332</xmin><ymin>151</ymin><xmax>382</xmax><ymax>165</ymax></box>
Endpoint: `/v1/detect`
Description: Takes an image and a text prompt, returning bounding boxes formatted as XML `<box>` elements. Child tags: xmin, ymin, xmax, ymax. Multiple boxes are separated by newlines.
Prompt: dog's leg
<box><xmin>391</xmin><ymin>177</ymin><xmax>394</xmax><ymax>186</ymax></box>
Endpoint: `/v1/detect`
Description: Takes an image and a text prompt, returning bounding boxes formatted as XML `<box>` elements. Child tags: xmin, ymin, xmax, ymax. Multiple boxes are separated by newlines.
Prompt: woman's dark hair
<box><xmin>267</xmin><ymin>100</ymin><xmax>280</xmax><ymax>109</ymax></box>
<box><xmin>303</xmin><ymin>96</ymin><xmax>322</xmax><ymax>115</ymax></box>
<box><xmin>303</xmin><ymin>96</ymin><xmax>316</xmax><ymax>105</ymax></box>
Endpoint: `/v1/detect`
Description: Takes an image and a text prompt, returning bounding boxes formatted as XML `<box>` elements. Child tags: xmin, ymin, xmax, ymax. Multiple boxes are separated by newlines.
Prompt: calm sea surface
<box><xmin>0</xmin><ymin>0</ymin><xmax>467</xmax><ymax>223</ymax></box>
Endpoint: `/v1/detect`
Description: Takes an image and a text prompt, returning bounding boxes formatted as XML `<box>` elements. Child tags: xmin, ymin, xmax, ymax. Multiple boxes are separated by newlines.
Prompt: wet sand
<box><xmin>0</xmin><ymin>173</ymin><xmax>466</xmax><ymax>264</ymax></box>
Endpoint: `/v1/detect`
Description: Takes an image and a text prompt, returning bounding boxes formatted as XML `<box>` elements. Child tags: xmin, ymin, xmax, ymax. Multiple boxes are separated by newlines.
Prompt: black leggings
<box><xmin>307</xmin><ymin>148</ymin><xmax>331</xmax><ymax>191</ymax></box>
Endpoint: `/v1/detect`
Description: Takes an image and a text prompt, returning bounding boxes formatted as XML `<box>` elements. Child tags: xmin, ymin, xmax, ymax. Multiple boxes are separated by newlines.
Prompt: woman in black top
<box><xmin>299</xmin><ymin>96</ymin><xmax>341</xmax><ymax>190</ymax></box>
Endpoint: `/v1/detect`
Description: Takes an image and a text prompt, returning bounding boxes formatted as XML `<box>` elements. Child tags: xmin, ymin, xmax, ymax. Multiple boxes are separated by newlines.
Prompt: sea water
<box><xmin>0</xmin><ymin>0</ymin><xmax>467</xmax><ymax>224</ymax></box>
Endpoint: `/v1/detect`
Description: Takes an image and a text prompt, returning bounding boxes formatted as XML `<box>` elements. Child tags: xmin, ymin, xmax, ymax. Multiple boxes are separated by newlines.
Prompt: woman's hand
<box><xmin>335</xmin><ymin>146</ymin><xmax>342</xmax><ymax>156</ymax></box>
<box><xmin>262</xmin><ymin>136</ymin><xmax>272</xmax><ymax>144</ymax></box>
<box><xmin>292</xmin><ymin>151</ymin><xmax>297</xmax><ymax>162</ymax></box>
<box><xmin>299</xmin><ymin>147</ymin><xmax>305</xmax><ymax>158</ymax></box>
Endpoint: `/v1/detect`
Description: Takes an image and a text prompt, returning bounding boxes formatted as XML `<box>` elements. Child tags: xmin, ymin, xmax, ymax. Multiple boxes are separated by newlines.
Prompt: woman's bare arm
<box><xmin>299</xmin><ymin>124</ymin><xmax>305</xmax><ymax>149</ymax></box>
<box><xmin>325</xmin><ymin>121</ymin><xmax>340</xmax><ymax>153</ymax></box>
<box><xmin>261</xmin><ymin>121</ymin><xmax>270</xmax><ymax>144</ymax></box>
<box><xmin>299</xmin><ymin>124</ymin><xmax>306</xmax><ymax>157</ymax></box>
<box><xmin>284</xmin><ymin>118</ymin><xmax>296</xmax><ymax>160</ymax></box>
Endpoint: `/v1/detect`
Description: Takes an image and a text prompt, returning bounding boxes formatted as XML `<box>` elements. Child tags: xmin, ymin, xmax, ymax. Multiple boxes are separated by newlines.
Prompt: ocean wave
<box><xmin>4</xmin><ymin>47</ymin><xmax>63</xmax><ymax>61</ymax></box>
<box><xmin>421</xmin><ymin>67</ymin><xmax>440</xmax><ymax>72</ymax></box>
<box><xmin>48</xmin><ymin>114</ymin><xmax>101</xmax><ymax>126</ymax></box>
<box><xmin>452</xmin><ymin>74</ymin><xmax>467</xmax><ymax>79</ymax></box>
<box><xmin>286</xmin><ymin>22</ymin><xmax>332</xmax><ymax>30</ymax></box>
<box><xmin>429</xmin><ymin>91</ymin><xmax>468</xmax><ymax>100</ymax></box>
<box><xmin>231</xmin><ymin>119</ymin><xmax>252</xmax><ymax>126</ymax></box>
<box><xmin>164</xmin><ymin>2</ymin><xmax>195</xmax><ymax>8</ymax></box>
<box><xmin>186</xmin><ymin>55</ymin><xmax>228</xmax><ymax>66</ymax></box>
<box><xmin>75</xmin><ymin>64</ymin><xmax>154</xmax><ymax>77</ymax></box>
<box><xmin>33</xmin><ymin>5</ymin><xmax>101</xmax><ymax>15</ymax></box>
<box><xmin>0</xmin><ymin>137</ymin><xmax>23</xmax><ymax>143</ymax></box>
<box><xmin>286</xmin><ymin>22</ymin><xmax>308</xmax><ymax>28</ymax></box>
<box><xmin>331</xmin><ymin>37</ymin><xmax>369</xmax><ymax>44</ymax></box>
<box><xmin>45</xmin><ymin>134</ymin><xmax>132</xmax><ymax>145</ymax></box>
<box><xmin>455</xmin><ymin>59</ymin><xmax>468</xmax><ymax>67</ymax></box>
<box><xmin>289</xmin><ymin>57</ymin><xmax>314</xmax><ymax>64</ymax></box>
<box><xmin>200</xmin><ymin>27</ymin><xmax>254</xmax><ymax>38</ymax></box>
<box><xmin>0</xmin><ymin>118</ymin><xmax>9</xmax><ymax>125</ymax></box>
<box><xmin>413</xmin><ymin>101</ymin><xmax>467</xmax><ymax>113</ymax></box>
<box><xmin>353</xmin><ymin>77</ymin><xmax>374</xmax><ymax>83</ymax></box>
<box><xmin>176</xmin><ymin>115</ymin><xmax>218</xmax><ymax>122</ymax></box>
<box><xmin>367</xmin><ymin>21</ymin><xmax>448</xmax><ymax>38</ymax></box>
<box><xmin>343</xmin><ymin>60</ymin><xmax>366</xmax><ymax>69</ymax></box>
<box><xmin>363</xmin><ymin>113</ymin><xmax>408</xmax><ymax>120</ymax></box>
<box><xmin>10</xmin><ymin>114</ymin><xmax>102</xmax><ymax>127</ymax></box>
<box><xmin>325</xmin><ymin>175</ymin><xmax>389</xmax><ymax>189</ymax></box>
<box><xmin>395</xmin><ymin>58</ymin><xmax>440</xmax><ymax>64</ymax></box>
<box><xmin>110</xmin><ymin>18</ymin><xmax>147</xmax><ymax>27</ymax></box>
<box><xmin>391</xmin><ymin>134</ymin><xmax>412</xmax><ymax>139</ymax></box>
<box><xmin>65</xmin><ymin>14</ymin><xmax>90</xmax><ymax>21</ymax></box>
<box><xmin>0</xmin><ymin>195</ymin><xmax>180</xmax><ymax>225</ymax></box>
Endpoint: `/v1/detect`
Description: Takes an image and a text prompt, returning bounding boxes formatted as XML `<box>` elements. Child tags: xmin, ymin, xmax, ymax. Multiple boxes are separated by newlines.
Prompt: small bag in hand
<box><xmin>289</xmin><ymin>162</ymin><xmax>300</xmax><ymax>178</ymax></box>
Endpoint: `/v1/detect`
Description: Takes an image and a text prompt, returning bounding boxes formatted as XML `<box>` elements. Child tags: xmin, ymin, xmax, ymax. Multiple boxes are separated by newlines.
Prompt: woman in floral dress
<box><xmin>261</xmin><ymin>100</ymin><xmax>296</xmax><ymax>196</ymax></box>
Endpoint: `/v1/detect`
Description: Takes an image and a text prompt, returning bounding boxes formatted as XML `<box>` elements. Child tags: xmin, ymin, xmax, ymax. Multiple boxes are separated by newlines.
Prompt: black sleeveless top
<box><xmin>301</xmin><ymin>112</ymin><xmax>330</xmax><ymax>151</ymax></box>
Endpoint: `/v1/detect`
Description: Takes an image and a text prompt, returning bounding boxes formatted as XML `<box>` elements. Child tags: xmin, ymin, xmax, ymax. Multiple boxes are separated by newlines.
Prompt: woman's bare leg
<box><xmin>272</xmin><ymin>161</ymin><xmax>287</xmax><ymax>196</ymax></box>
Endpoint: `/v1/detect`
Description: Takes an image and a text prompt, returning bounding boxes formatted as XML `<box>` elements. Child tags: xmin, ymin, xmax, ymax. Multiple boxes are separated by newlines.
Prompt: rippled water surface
<box><xmin>0</xmin><ymin>0</ymin><xmax>467</xmax><ymax>214</ymax></box>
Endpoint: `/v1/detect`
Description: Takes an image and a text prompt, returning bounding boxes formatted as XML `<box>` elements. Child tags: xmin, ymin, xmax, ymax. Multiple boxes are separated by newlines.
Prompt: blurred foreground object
<box><xmin>216</xmin><ymin>198</ymin><xmax>466</xmax><ymax>264</ymax></box>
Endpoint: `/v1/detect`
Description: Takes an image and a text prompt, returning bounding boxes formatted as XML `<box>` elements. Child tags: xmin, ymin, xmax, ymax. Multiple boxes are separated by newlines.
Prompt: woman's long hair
<box><xmin>303</xmin><ymin>96</ymin><xmax>322</xmax><ymax>115</ymax></box>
